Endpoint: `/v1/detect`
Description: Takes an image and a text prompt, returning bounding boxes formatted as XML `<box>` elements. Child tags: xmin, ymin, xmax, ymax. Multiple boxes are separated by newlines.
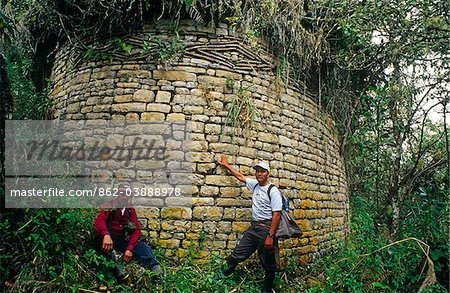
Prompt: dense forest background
<box><xmin>1</xmin><ymin>0</ymin><xmax>449</xmax><ymax>292</ymax></box>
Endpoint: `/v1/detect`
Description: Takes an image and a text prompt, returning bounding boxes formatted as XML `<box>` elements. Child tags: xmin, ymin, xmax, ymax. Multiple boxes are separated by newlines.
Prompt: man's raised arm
<box><xmin>218</xmin><ymin>155</ymin><xmax>247</xmax><ymax>183</ymax></box>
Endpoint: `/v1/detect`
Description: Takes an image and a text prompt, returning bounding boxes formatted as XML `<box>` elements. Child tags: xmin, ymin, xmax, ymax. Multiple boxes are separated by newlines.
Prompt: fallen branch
<box><xmin>77</xmin><ymin>288</ymin><xmax>102</xmax><ymax>293</ymax></box>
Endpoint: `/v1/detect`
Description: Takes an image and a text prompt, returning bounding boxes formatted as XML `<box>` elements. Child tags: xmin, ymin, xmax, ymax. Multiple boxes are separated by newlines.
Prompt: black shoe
<box><xmin>216</xmin><ymin>256</ymin><xmax>238</xmax><ymax>280</ymax></box>
<box><xmin>213</xmin><ymin>270</ymin><xmax>226</xmax><ymax>280</ymax></box>
<box><xmin>110</xmin><ymin>250</ymin><xmax>129</xmax><ymax>283</ymax></box>
<box><xmin>114</xmin><ymin>266</ymin><xmax>130</xmax><ymax>283</ymax></box>
<box><xmin>151</xmin><ymin>274</ymin><xmax>163</xmax><ymax>285</ymax></box>
<box><xmin>261</xmin><ymin>287</ymin><xmax>273</xmax><ymax>293</ymax></box>
<box><xmin>150</xmin><ymin>264</ymin><xmax>163</xmax><ymax>285</ymax></box>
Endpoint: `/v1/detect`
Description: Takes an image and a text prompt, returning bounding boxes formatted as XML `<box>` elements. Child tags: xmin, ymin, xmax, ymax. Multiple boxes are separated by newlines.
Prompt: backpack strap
<box><xmin>267</xmin><ymin>184</ymin><xmax>274</xmax><ymax>202</ymax></box>
<box><xmin>253</xmin><ymin>183</ymin><xmax>275</xmax><ymax>202</ymax></box>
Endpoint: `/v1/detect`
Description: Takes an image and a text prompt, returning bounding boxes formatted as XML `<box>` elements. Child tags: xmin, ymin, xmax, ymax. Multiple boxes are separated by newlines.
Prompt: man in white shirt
<box><xmin>216</xmin><ymin>155</ymin><xmax>282</xmax><ymax>293</ymax></box>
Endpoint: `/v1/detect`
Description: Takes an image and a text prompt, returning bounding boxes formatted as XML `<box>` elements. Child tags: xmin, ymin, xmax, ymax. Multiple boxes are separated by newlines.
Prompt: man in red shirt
<box><xmin>94</xmin><ymin>183</ymin><xmax>162</xmax><ymax>282</ymax></box>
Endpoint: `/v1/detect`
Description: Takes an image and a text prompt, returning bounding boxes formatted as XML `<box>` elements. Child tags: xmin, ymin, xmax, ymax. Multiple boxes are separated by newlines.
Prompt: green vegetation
<box><xmin>224</xmin><ymin>87</ymin><xmax>260</xmax><ymax>135</ymax></box>
<box><xmin>1</xmin><ymin>194</ymin><xmax>447</xmax><ymax>292</ymax></box>
<box><xmin>154</xmin><ymin>36</ymin><xmax>185</xmax><ymax>62</ymax></box>
<box><xmin>305</xmin><ymin>183</ymin><xmax>448</xmax><ymax>292</ymax></box>
<box><xmin>0</xmin><ymin>208</ymin><xmax>288</xmax><ymax>292</ymax></box>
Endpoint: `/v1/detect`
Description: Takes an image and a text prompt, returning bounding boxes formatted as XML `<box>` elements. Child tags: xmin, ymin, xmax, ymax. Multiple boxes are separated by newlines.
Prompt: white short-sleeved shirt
<box><xmin>246</xmin><ymin>178</ymin><xmax>283</xmax><ymax>221</ymax></box>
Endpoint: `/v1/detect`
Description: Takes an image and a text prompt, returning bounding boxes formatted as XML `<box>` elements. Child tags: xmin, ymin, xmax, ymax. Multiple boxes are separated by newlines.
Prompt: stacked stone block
<box><xmin>50</xmin><ymin>21</ymin><xmax>348</xmax><ymax>264</ymax></box>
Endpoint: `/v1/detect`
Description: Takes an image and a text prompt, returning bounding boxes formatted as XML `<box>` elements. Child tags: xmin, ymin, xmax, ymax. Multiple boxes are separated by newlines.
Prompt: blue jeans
<box><xmin>230</xmin><ymin>222</ymin><xmax>278</xmax><ymax>272</ymax></box>
<box><xmin>105</xmin><ymin>233</ymin><xmax>159</xmax><ymax>269</ymax></box>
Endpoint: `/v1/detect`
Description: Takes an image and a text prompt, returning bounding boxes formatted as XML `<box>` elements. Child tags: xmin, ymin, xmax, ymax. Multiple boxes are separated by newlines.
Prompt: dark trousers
<box><xmin>97</xmin><ymin>233</ymin><xmax>159</xmax><ymax>269</ymax></box>
<box><xmin>226</xmin><ymin>221</ymin><xmax>278</xmax><ymax>289</ymax></box>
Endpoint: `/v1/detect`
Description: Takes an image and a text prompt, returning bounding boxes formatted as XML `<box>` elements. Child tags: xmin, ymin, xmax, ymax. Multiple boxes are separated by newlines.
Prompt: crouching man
<box><xmin>94</xmin><ymin>183</ymin><xmax>162</xmax><ymax>283</ymax></box>
<box><xmin>216</xmin><ymin>155</ymin><xmax>282</xmax><ymax>293</ymax></box>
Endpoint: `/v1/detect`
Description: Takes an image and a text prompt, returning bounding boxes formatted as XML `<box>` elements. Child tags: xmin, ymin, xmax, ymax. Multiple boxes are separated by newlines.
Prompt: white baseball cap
<box><xmin>253</xmin><ymin>162</ymin><xmax>270</xmax><ymax>172</ymax></box>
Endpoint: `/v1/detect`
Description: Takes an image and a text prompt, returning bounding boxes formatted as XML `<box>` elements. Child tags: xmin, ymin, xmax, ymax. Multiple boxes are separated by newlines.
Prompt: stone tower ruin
<box><xmin>50</xmin><ymin>21</ymin><xmax>348</xmax><ymax>264</ymax></box>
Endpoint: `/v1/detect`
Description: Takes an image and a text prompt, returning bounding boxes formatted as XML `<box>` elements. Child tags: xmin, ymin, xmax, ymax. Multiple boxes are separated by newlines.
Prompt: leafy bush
<box><xmin>0</xmin><ymin>209</ymin><xmax>104</xmax><ymax>291</ymax></box>
<box><xmin>4</xmin><ymin>53</ymin><xmax>50</xmax><ymax>119</ymax></box>
<box><xmin>304</xmin><ymin>192</ymin><xmax>449</xmax><ymax>293</ymax></box>
<box><xmin>0</xmin><ymin>209</ymin><xmax>288</xmax><ymax>292</ymax></box>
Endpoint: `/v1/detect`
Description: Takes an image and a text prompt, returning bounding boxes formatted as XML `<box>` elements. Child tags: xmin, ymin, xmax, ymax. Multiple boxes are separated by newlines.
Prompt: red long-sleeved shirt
<box><xmin>94</xmin><ymin>208</ymin><xmax>141</xmax><ymax>252</ymax></box>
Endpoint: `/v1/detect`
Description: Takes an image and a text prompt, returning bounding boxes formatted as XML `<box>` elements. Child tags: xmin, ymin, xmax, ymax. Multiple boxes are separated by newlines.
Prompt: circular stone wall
<box><xmin>50</xmin><ymin>21</ymin><xmax>348</xmax><ymax>264</ymax></box>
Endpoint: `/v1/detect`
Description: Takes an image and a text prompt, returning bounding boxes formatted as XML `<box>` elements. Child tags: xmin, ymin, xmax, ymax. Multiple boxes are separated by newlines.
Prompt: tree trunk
<box><xmin>444</xmin><ymin>100</ymin><xmax>450</xmax><ymax>191</ymax></box>
<box><xmin>388</xmin><ymin>98</ymin><xmax>402</xmax><ymax>240</ymax></box>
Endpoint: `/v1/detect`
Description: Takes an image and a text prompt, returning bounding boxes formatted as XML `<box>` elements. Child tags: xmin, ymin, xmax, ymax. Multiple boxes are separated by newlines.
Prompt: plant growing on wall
<box><xmin>141</xmin><ymin>32</ymin><xmax>185</xmax><ymax>63</ymax></box>
<box><xmin>155</xmin><ymin>36</ymin><xmax>185</xmax><ymax>62</ymax></box>
<box><xmin>224</xmin><ymin>87</ymin><xmax>259</xmax><ymax>138</ymax></box>
<box><xmin>84</xmin><ymin>47</ymin><xmax>111</xmax><ymax>62</ymax></box>
<box><xmin>113</xmin><ymin>37</ymin><xmax>133</xmax><ymax>55</ymax></box>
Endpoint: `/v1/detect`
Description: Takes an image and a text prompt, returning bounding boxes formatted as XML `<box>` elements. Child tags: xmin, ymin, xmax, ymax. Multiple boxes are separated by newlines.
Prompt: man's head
<box><xmin>253</xmin><ymin>162</ymin><xmax>270</xmax><ymax>185</ymax></box>
<box><xmin>117</xmin><ymin>183</ymin><xmax>131</xmax><ymax>207</ymax></box>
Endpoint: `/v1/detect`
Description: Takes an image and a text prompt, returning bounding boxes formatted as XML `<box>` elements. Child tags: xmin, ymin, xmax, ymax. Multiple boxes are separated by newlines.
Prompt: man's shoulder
<box><xmin>246</xmin><ymin>178</ymin><xmax>259</xmax><ymax>188</ymax></box>
<box><xmin>247</xmin><ymin>178</ymin><xmax>258</xmax><ymax>184</ymax></box>
<box><xmin>267</xmin><ymin>184</ymin><xmax>282</xmax><ymax>196</ymax></box>
<box><xmin>267</xmin><ymin>183</ymin><xmax>279</xmax><ymax>190</ymax></box>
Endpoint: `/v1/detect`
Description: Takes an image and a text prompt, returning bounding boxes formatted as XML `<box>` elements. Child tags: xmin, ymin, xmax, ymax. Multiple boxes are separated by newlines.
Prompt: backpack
<box><xmin>267</xmin><ymin>185</ymin><xmax>290</xmax><ymax>212</ymax></box>
<box><xmin>254</xmin><ymin>183</ymin><xmax>303</xmax><ymax>239</ymax></box>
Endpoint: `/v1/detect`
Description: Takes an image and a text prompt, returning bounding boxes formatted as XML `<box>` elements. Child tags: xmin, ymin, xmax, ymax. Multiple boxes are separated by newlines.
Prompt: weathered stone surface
<box><xmin>193</xmin><ymin>206</ymin><xmax>223</xmax><ymax>220</ymax></box>
<box><xmin>197</xmin><ymin>163</ymin><xmax>216</xmax><ymax>173</ymax></box>
<box><xmin>216</xmin><ymin>198</ymin><xmax>251</xmax><ymax>207</ymax></box>
<box><xmin>215</xmin><ymin>70</ymin><xmax>242</xmax><ymax>80</ymax></box>
<box><xmin>135</xmin><ymin>160</ymin><xmax>166</xmax><ymax>170</ymax></box>
<box><xmin>184</xmin><ymin>106</ymin><xmax>204</xmax><ymax>114</ymax></box>
<box><xmin>167</xmin><ymin>113</ymin><xmax>185</xmax><ymax>121</ymax></box>
<box><xmin>159</xmin><ymin>239</ymin><xmax>180</xmax><ymax>248</ymax></box>
<box><xmin>190</xmin><ymin>141</ymin><xmax>208</xmax><ymax>152</ymax></box>
<box><xmin>191</xmin><ymin>152</ymin><xmax>214</xmax><ymax>163</ymax></box>
<box><xmin>133</xmin><ymin>89</ymin><xmax>155</xmax><ymax>102</ymax></box>
<box><xmin>141</xmin><ymin>112</ymin><xmax>165</xmax><ymax>121</ymax></box>
<box><xmin>116</xmin><ymin>82</ymin><xmax>140</xmax><ymax>88</ymax></box>
<box><xmin>146</xmin><ymin>103</ymin><xmax>171</xmax><ymax>113</ymax></box>
<box><xmin>209</xmin><ymin>143</ymin><xmax>231</xmax><ymax>153</ymax></box>
<box><xmin>259</xmin><ymin>132</ymin><xmax>277</xmax><ymax>143</ymax></box>
<box><xmin>161</xmin><ymin>220</ymin><xmax>191</xmax><ymax>232</ymax></box>
<box><xmin>112</xmin><ymin>103</ymin><xmax>146</xmax><ymax>112</ymax></box>
<box><xmin>239</xmin><ymin>146</ymin><xmax>256</xmax><ymax>157</ymax></box>
<box><xmin>198</xmin><ymin>76</ymin><xmax>226</xmax><ymax>86</ymax></box>
<box><xmin>223</xmin><ymin>208</ymin><xmax>235</xmax><ymax>220</ymax></box>
<box><xmin>200</xmin><ymin>186</ymin><xmax>219</xmax><ymax>196</ymax></box>
<box><xmin>153</xmin><ymin>70</ymin><xmax>197</xmax><ymax>81</ymax></box>
<box><xmin>73</xmin><ymin>73</ymin><xmax>90</xmax><ymax>84</ymax></box>
<box><xmin>232</xmin><ymin>221</ymin><xmax>250</xmax><ymax>233</ymax></box>
<box><xmin>236</xmin><ymin>156</ymin><xmax>253</xmax><ymax>166</ymax></box>
<box><xmin>137</xmin><ymin>207</ymin><xmax>160</xmax><ymax>219</ymax></box>
<box><xmin>85</xmin><ymin>113</ymin><xmax>111</xmax><ymax>119</ymax></box>
<box><xmin>114</xmin><ymin>95</ymin><xmax>133</xmax><ymax>103</ymax></box>
<box><xmin>161</xmin><ymin>207</ymin><xmax>192</xmax><ymax>219</ymax></box>
<box><xmin>125</xmin><ymin>112</ymin><xmax>139</xmax><ymax>120</ymax></box>
<box><xmin>235</xmin><ymin>208</ymin><xmax>252</xmax><ymax>221</ymax></box>
<box><xmin>66</xmin><ymin>102</ymin><xmax>80</xmax><ymax>113</ymax></box>
<box><xmin>219</xmin><ymin>187</ymin><xmax>239</xmax><ymax>198</ymax></box>
<box><xmin>86</xmin><ymin>97</ymin><xmax>100</xmax><ymax>105</ymax></box>
<box><xmin>191</xmin><ymin>197</ymin><xmax>214</xmax><ymax>206</ymax></box>
<box><xmin>155</xmin><ymin>91</ymin><xmax>172</xmax><ymax>103</ymax></box>
<box><xmin>191</xmin><ymin>121</ymin><xmax>205</xmax><ymax>133</ymax></box>
<box><xmin>147</xmin><ymin>219</ymin><xmax>161</xmax><ymax>230</ymax></box>
<box><xmin>205</xmin><ymin>176</ymin><xmax>241</xmax><ymax>187</ymax></box>
<box><xmin>205</xmin><ymin>124</ymin><xmax>221</xmax><ymax>135</ymax></box>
